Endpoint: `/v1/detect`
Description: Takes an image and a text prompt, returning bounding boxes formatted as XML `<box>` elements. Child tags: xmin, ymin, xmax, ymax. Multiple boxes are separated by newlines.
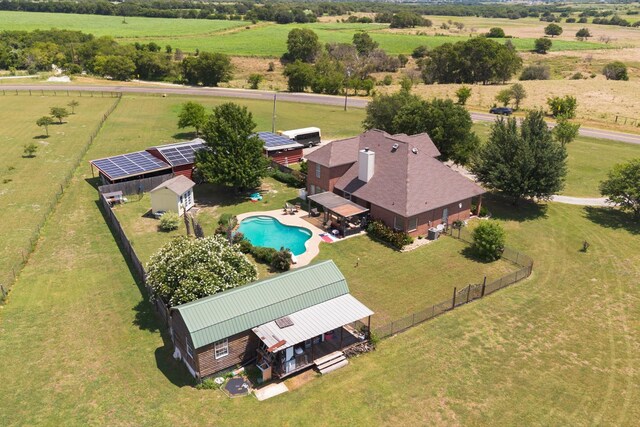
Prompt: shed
<box><xmin>257</xmin><ymin>131</ymin><xmax>304</xmax><ymax>165</ymax></box>
<box><xmin>149</xmin><ymin>175</ymin><xmax>195</xmax><ymax>216</ymax></box>
<box><xmin>146</xmin><ymin>138</ymin><xmax>206</xmax><ymax>180</ymax></box>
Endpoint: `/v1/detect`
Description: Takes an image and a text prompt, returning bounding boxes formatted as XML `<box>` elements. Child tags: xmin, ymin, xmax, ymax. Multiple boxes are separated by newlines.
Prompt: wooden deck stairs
<box><xmin>314</xmin><ymin>351</ymin><xmax>348</xmax><ymax>375</ymax></box>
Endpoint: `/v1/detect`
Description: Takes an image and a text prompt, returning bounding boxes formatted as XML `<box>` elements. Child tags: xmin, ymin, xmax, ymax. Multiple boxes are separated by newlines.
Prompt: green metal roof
<box><xmin>171</xmin><ymin>260</ymin><xmax>350</xmax><ymax>349</ymax></box>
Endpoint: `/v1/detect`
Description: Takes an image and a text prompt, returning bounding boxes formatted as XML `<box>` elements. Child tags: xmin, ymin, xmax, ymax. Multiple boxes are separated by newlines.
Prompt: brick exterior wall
<box><xmin>306</xmin><ymin>161</ymin><xmax>354</xmax><ymax>195</ymax></box>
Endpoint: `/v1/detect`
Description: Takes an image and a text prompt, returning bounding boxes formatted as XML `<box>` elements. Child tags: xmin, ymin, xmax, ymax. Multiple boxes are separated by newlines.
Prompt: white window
<box><xmin>315</xmin><ymin>163</ymin><xmax>321</xmax><ymax>179</ymax></box>
<box><xmin>214</xmin><ymin>339</ymin><xmax>229</xmax><ymax>359</ymax></box>
<box><xmin>186</xmin><ymin>342</ymin><xmax>194</xmax><ymax>358</ymax></box>
<box><xmin>394</xmin><ymin>216</ymin><xmax>404</xmax><ymax>231</ymax></box>
<box><xmin>408</xmin><ymin>217</ymin><xmax>418</xmax><ymax>232</ymax></box>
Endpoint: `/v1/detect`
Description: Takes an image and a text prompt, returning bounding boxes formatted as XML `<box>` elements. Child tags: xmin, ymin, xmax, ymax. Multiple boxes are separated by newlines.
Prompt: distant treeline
<box><xmin>0</xmin><ymin>0</ymin><xmax>574</xmax><ymax>23</ymax></box>
<box><xmin>0</xmin><ymin>29</ymin><xmax>232</xmax><ymax>85</ymax></box>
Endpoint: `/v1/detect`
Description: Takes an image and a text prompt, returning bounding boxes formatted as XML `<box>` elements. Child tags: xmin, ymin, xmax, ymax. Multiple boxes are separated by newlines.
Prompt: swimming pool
<box><xmin>237</xmin><ymin>216</ymin><xmax>312</xmax><ymax>256</ymax></box>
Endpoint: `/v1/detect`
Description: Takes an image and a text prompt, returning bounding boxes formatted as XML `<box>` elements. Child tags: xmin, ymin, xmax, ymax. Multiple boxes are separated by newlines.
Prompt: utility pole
<box><xmin>344</xmin><ymin>68</ymin><xmax>352</xmax><ymax>112</ymax></box>
<box><xmin>272</xmin><ymin>92</ymin><xmax>277</xmax><ymax>133</ymax></box>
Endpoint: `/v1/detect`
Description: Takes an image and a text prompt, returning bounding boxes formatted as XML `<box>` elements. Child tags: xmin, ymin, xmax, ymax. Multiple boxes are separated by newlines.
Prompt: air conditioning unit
<box><xmin>391</xmin><ymin>143</ymin><xmax>399</xmax><ymax>151</ymax></box>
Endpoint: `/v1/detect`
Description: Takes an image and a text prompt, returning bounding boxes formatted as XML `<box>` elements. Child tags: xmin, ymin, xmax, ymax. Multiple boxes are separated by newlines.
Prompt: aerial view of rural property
<box><xmin>1</xmin><ymin>0</ymin><xmax>639</xmax><ymax>425</ymax></box>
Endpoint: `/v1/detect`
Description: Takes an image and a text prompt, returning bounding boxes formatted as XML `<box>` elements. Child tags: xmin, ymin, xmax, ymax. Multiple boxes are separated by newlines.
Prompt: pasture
<box><xmin>0</xmin><ymin>94</ymin><xmax>116</xmax><ymax>292</ymax></box>
<box><xmin>0</xmin><ymin>99</ymin><xmax>638</xmax><ymax>423</ymax></box>
<box><xmin>0</xmin><ymin>11</ymin><xmax>611</xmax><ymax>57</ymax></box>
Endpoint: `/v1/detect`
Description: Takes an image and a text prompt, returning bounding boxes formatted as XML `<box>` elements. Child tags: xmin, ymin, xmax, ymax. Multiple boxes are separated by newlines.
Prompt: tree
<box><xmin>411</xmin><ymin>45</ymin><xmax>429</xmax><ymax>59</ymax></box>
<box><xmin>602</xmin><ymin>61</ymin><xmax>629</xmax><ymax>81</ymax></box>
<box><xmin>455</xmin><ymin>86</ymin><xmax>472</xmax><ymax>105</ymax></box>
<box><xmin>247</xmin><ymin>73</ymin><xmax>263</xmax><ymax>89</ymax></box>
<box><xmin>510</xmin><ymin>83</ymin><xmax>527</xmax><ymax>110</ymax></box>
<box><xmin>93</xmin><ymin>55</ymin><xmax>136</xmax><ymax>80</ymax></box>
<box><xmin>67</xmin><ymin>100</ymin><xmax>79</xmax><ymax>114</ymax></box>
<box><xmin>286</xmin><ymin>28</ymin><xmax>320</xmax><ymax>62</ymax></box>
<box><xmin>575</xmin><ymin>28</ymin><xmax>592</xmax><ymax>40</ymax></box>
<box><xmin>470</xmin><ymin>110</ymin><xmax>568</xmax><ymax>205</ymax></box>
<box><xmin>196</xmin><ymin>52</ymin><xmax>233</xmax><ymax>86</ymax></box>
<box><xmin>23</xmin><ymin>143</ymin><xmax>38</xmax><ymax>158</ymax></box>
<box><xmin>472</xmin><ymin>221</ymin><xmax>506</xmax><ymax>261</ymax></box>
<box><xmin>363</xmin><ymin>90</ymin><xmax>421</xmax><ymax>135</ymax></box>
<box><xmin>283</xmin><ymin>60</ymin><xmax>314</xmax><ymax>92</ymax></box>
<box><xmin>36</xmin><ymin>116</ymin><xmax>54</xmax><ymax>136</ymax></box>
<box><xmin>495</xmin><ymin>89</ymin><xmax>512</xmax><ymax>107</ymax></box>
<box><xmin>553</xmin><ymin>116</ymin><xmax>580</xmax><ymax>146</ymax></box>
<box><xmin>352</xmin><ymin>32</ymin><xmax>378</xmax><ymax>56</ymax></box>
<box><xmin>50</xmin><ymin>107</ymin><xmax>69</xmax><ymax>124</ymax></box>
<box><xmin>486</xmin><ymin>27</ymin><xmax>506</xmax><ymax>38</ymax></box>
<box><xmin>196</xmin><ymin>103</ymin><xmax>268</xmax><ymax>191</ymax></box>
<box><xmin>599</xmin><ymin>158</ymin><xmax>640</xmax><ymax>218</ymax></box>
<box><xmin>547</xmin><ymin>95</ymin><xmax>577</xmax><ymax>118</ymax></box>
<box><xmin>177</xmin><ymin>101</ymin><xmax>207</xmax><ymax>136</ymax></box>
<box><xmin>534</xmin><ymin>38</ymin><xmax>552</xmax><ymax>54</ymax></box>
<box><xmin>146</xmin><ymin>235</ymin><xmax>257</xmax><ymax>307</ymax></box>
<box><xmin>391</xmin><ymin>98</ymin><xmax>480</xmax><ymax>165</ymax></box>
<box><xmin>544</xmin><ymin>23</ymin><xmax>563</xmax><ymax>37</ymax></box>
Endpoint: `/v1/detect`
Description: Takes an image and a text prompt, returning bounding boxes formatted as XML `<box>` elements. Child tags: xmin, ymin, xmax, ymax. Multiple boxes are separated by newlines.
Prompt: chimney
<box><xmin>358</xmin><ymin>147</ymin><xmax>375</xmax><ymax>182</ymax></box>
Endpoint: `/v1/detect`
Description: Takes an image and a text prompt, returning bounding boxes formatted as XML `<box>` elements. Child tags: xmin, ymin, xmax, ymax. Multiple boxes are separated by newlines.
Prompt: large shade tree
<box><xmin>147</xmin><ymin>235</ymin><xmax>257</xmax><ymax>307</ymax></box>
<box><xmin>600</xmin><ymin>158</ymin><xmax>640</xmax><ymax>218</ymax></box>
<box><xmin>196</xmin><ymin>102</ymin><xmax>268</xmax><ymax>191</ymax></box>
<box><xmin>285</xmin><ymin>28</ymin><xmax>321</xmax><ymax>62</ymax></box>
<box><xmin>177</xmin><ymin>101</ymin><xmax>207</xmax><ymax>136</ymax></box>
<box><xmin>471</xmin><ymin>110</ymin><xmax>568</xmax><ymax>205</ymax></box>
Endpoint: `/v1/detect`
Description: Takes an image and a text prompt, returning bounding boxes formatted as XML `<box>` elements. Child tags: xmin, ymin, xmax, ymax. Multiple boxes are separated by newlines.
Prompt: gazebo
<box><xmin>307</xmin><ymin>192</ymin><xmax>369</xmax><ymax>237</ymax></box>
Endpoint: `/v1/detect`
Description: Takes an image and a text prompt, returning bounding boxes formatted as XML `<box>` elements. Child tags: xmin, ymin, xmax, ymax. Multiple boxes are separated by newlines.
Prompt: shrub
<box><xmin>520</xmin><ymin>65</ymin><xmax>550</xmax><ymax>80</ymax></box>
<box><xmin>382</xmin><ymin>74</ymin><xmax>393</xmax><ymax>85</ymax></box>
<box><xmin>159</xmin><ymin>211</ymin><xmax>180</xmax><ymax>231</ymax></box>
<box><xmin>455</xmin><ymin>86</ymin><xmax>472</xmax><ymax>105</ymax></box>
<box><xmin>270</xmin><ymin>248</ymin><xmax>292</xmax><ymax>271</ymax></box>
<box><xmin>299</xmin><ymin>159</ymin><xmax>308</xmax><ymax>174</ymax></box>
<box><xmin>570</xmin><ymin>72</ymin><xmax>584</xmax><ymax>80</ymax></box>
<box><xmin>534</xmin><ymin>37</ymin><xmax>552</xmax><ymax>54</ymax></box>
<box><xmin>271</xmin><ymin>169</ymin><xmax>305</xmax><ymax>187</ymax></box>
<box><xmin>471</xmin><ymin>203</ymin><xmax>489</xmax><ymax>217</ymax></box>
<box><xmin>218</xmin><ymin>213</ymin><xmax>233</xmax><ymax>226</ymax></box>
<box><xmin>23</xmin><ymin>143</ymin><xmax>38</xmax><ymax>158</ymax></box>
<box><xmin>196</xmin><ymin>378</ymin><xmax>222</xmax><ymax>390</ymax></box>
<box><xmin>602</xmin><ymin>61</ymin><xmax>629</xmax><ymax>81</ymax></box>
<box><xmin>231</xmin><ymin>231</ymin><xmax>244</xmax><ymax>244</ymax></box>
<box><xmin>472</xmin><ymin>221</ymin><xmax>506</xmax><ymax>261</ymax></box>
<box><xmin>250</xmin><ymin>246</ymin><xmax>277</xmax><ymax>264</ymax></box>
<box><xmin>411</xmin><ymin>45</ymin><xmax>429</xmax><ymax>59</ymax></box>
<box><xmin>247</xmin><ymin>73</ymin><xmax>263</xmax><ymax>89</ymax></box>
<box><xmin>547</xmin><ymin>95</ymin><xmax>578</xmax><ymax>118</ymax></box>
<box><xmin>486</xmin><ymin>27</ymin><xmax>506</xmax><ymax>38</ymax></box>
<box><xmin>267</xmin><ymin>62</ymin><xmax>275</xmax><ymax>72</ymax></box>
<box><xmin>366</xmin><ymin>220</ymin><xmax>413</xmax><ymax>250</ymax></box>
<box><xmin>237</xmin><ymin>238</ymin><xmax>253</xmax><ymax>254</ymax></box>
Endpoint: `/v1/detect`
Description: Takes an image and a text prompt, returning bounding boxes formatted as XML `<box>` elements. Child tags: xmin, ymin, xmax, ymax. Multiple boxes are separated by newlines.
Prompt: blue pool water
<box><xmin>237</xmin><ymin>216</ymin><xmax>312</xmax><ymax>256</ymax></box>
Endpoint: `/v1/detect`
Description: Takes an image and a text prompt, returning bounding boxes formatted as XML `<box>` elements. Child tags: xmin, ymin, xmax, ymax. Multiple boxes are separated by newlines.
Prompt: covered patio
<box><xmin>252</xmin><ymin>294</ymin><xmax>373</xmax><ymax>379</ymax></box>
<box><xmin>306</xmin><ymin>192</ymin><xmax>369</xmax><ymax>238</ymax></box>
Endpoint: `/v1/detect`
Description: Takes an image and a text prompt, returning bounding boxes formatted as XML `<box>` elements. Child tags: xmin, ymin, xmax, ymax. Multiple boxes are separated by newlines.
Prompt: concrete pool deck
<box><xmin>236</xmin><ymin>209</ymin><xmax>325</xmax><ymax>268</ymax></box>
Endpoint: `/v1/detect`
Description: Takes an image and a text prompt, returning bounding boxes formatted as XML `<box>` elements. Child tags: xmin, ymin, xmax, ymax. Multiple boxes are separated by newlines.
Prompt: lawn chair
<box><xmin>310</xmin><ymin>208</ymin><xmax>319</xmax><ymax>217</ymax></box>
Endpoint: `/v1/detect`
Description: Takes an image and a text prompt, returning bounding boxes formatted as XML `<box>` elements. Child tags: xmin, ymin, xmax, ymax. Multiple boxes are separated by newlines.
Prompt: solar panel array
<box><xmin>156</xmin><ymin>141</ymin><xmax>205</xmax><ymax>166</ymax></box>
<box><xmin>92</xmin><ymin>151</ymin><xmax>170</xmax><ymax>180</ymax></box>
<box><xmin>258</xmin><ymin>132</ymin><xmax>303</xmax><ymax>149</ymax></box>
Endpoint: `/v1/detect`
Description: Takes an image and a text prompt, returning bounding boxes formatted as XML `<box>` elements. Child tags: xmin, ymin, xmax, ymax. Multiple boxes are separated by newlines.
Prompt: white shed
<box><xmin>150</xmin><ymin>175</ymin><xmax>195</xmax><ymax>216</ymax></box>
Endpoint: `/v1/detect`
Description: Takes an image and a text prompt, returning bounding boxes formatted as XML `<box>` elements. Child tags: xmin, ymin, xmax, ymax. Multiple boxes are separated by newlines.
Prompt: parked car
<box><xmin>489</xmin><ymin>107</ymin><xmax>513</xmax><ymax>115</ymax></box>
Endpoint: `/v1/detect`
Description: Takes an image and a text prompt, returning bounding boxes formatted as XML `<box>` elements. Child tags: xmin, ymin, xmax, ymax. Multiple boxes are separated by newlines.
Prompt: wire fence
<box><xmin>373</xmin><ymin>226</ymin><xmax>533</xmax><ymax>340</ymax></box>
<box><xmin>0</xmin><ymin>93</ymin><xmax>122</xmax><ymax>303</ymax></box>
<box><xmin>1</xmin><ymin>89</ymin><xmax>122</xmax><ymax>98</ymax></box>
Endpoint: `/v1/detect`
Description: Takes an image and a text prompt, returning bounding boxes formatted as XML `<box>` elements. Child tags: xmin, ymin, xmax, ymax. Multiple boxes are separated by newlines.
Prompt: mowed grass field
<box><xmin>0</xmin><ymin>94</ymin><xmax>639</xmax><ymax>424</ymax></box>
<box><xmin>0</xmin><ymin>95</ymin><xmax>116</xmax><ymax>290</ymax></box>
<box><xmin>0</xmin><ymin>11</ymin><xmax>610</xmax><ymax>57</ymax></box>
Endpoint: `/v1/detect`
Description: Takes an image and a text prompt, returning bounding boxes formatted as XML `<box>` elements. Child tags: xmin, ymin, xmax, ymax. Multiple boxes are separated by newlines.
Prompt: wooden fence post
<box><xmin>452</xmin><ymin>287</ymin><xmax>457</xmax><ymax>308</ymax></box>
<box><xmin>481</xmin><ymin>276</ymin><xmax>487</xmax><ymax>297</ymax></box>
<box><xmin>466</xmin><ymin>285</ymin><xmax>471</xmax><ymax>303</ymax></box>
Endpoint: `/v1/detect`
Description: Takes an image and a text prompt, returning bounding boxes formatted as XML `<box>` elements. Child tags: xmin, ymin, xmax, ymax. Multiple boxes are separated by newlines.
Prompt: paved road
<box><xmin>3</xmin><ymin>83</ymin><xmax>640</xmax><ymax>145</ymax></box>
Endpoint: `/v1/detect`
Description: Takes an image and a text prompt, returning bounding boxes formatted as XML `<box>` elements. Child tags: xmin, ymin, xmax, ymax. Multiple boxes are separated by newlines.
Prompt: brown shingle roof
<box><xmin>330</xmin><ymin>130</ymin><xmax>484</xmax><ymax>217</ymax></box>
<box><xmin>150</xmin><ymin>175</ymin><xmax>195</xmax><ymax>195</ymax></box>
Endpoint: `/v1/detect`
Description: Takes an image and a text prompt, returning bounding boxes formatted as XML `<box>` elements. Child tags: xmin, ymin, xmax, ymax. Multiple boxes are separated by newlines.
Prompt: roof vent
<box><xmin>391</xmin><ymin>143</ymin><xmax>399</xmax><ymax>151</ymax></box>
<box><xmin>412</xmin><ymin>148</ymin><xmax>418</xmax><ymax>154</ymax></box>
<box><xmin>364</xmin><ymin>147</ymin><xmax>370</xmax><ymax>152</ymax></box>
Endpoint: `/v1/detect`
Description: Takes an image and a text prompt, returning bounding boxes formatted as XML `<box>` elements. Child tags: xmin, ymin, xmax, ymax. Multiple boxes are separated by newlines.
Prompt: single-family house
<box><xmin>170</xmin><ymin>260</ymin><xmax>373</xmax><ymax>381</ymax></box>
<box><xmin>257</xmin><ymin>131</ymin><xmax>304</xmax><ymax>165</ymax></box>
<box><xmin>150</xmin><ymin>175</ymin><xmax>195</xmax><ymax>216</ymax></box>
<box><xmin>305</xmin><ymin>129</ymin><xmax>485</xmax><ymax>237</ymax></box>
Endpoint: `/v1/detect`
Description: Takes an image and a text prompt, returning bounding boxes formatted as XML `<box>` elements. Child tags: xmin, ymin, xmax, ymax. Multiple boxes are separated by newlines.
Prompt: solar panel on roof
<box><xmin>155</xmin><ymin>141</ymin><xmax>205</xmax><ymax>166</ymax></box>
<box><xmin>91</xmin><ymin>151</ymin><xmax>170</xmax><ymax>180</ymax></box>
<box><xmin>257</xmin><ymin>132</ymin><xmax>302</xmax><ymax>149</ymax></box>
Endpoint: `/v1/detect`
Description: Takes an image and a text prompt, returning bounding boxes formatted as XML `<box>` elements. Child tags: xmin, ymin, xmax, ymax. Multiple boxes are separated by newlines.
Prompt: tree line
<box><xmin>0</xmin><ymin>0</ymin><xmax>585</xmax><ymax>24</ymax></box>
<box><xmin>0</xmin><ymin>29</ymin><xmax>232</xmax><ymax>85</ymax></box>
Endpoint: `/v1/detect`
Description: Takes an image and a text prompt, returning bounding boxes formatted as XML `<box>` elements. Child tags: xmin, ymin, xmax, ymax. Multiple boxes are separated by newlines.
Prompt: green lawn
<box><xmin>315</xmin><ymin>234</ymin><xmax>518</xmax><ymax>327</ymax></box>
<box><xmin>1</xmin><ymin>94</ymin><xmax>639</xmax><ymax>425</ymax></box>
<box><xmin>0</xmin><ymin>11</ymin><xmax>610</xmax><ymax>57</ymax></box>
<box><xmin>0</xmin><ymin>95</ymin><xmax>116</xmax><ymax>291</ymax></box>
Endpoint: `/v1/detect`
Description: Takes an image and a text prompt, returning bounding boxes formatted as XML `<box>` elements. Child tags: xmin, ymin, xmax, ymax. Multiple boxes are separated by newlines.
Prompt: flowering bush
<box><xmin>146</xmin><ymin>235</ymin><xmax>257</xmax><ymax>307</ymax></box>
<box><xmin>366</xmin><ymin>219</ymin><xmax>413</xmax><ymax>249</ymax></box>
